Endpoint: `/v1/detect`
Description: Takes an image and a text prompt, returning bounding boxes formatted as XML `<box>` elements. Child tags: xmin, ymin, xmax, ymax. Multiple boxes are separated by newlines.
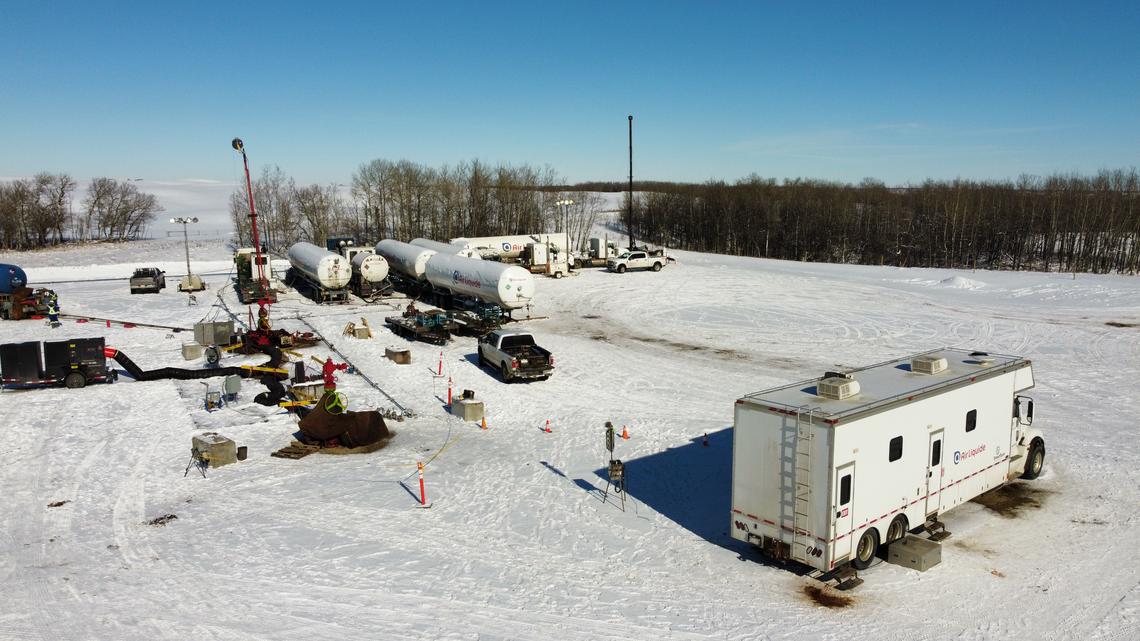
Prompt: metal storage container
<box><xmin>193</xmin><ymin>321</ymin><xmax>235</xmax><ymax>347</ymax></box>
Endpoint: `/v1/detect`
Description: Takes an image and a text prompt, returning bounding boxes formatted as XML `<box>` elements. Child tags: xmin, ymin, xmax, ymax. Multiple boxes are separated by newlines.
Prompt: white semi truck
<box><xmin>730</xmin><ymin>348</ymin><xmax>1044</xmax><ymax>574</ymax></box>
<box><xmin>450</xmin><ymin>234</ymin><xmax>570</xmax><ymax>260</ymax></box>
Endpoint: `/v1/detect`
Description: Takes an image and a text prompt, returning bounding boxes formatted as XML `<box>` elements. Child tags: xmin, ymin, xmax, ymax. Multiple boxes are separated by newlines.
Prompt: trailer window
<box><xmin>839</xmin><ymin>475</ymin><xmax>851</xmax><ymax>505</ymax></box>
<box><xmin>889</xmin><ymin>436</ymin><xmax>903</xmax><ymax>462</ymax></box>
<box><xmin>966</xmin><ymin>409</ymin><xmax>977</xmax><ymax>432</ymax></box>
<box><xmin>931</xmin><ymin>440</ymin><xmax>942</xmax><ymax>466</ymax></box>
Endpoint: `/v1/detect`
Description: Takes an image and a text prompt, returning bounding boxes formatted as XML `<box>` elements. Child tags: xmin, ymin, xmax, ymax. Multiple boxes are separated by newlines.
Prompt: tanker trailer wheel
<box><xmin>1021</xmin><ymin>439</ymin><xmax>1045</xmax><ymax>480</ymax></box>
<box><xmin>852</xmin><ymin>528</ymin><xmax>879</xmax><ymax>570</ymax></box>
<box><xmin>616</xmin><ymin>264</ymin><xmax>627</xmax><ymax>273</ymax></box>
<box><xmin>64</xmin><ymin>372</ymin><xmax>87</xmax><ymax>389</ymax></box>
<box><xmin>651</xmin><ymin>262</ymin><xmax>662</xmax><ymax>272</ymax></box>
<box><xmin>500</xmin><ymin>362</ymin><xmax>513</xmax><ymax>382</ymax></box>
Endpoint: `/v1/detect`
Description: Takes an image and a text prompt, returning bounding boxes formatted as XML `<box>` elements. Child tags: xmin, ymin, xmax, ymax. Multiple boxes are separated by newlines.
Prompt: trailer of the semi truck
<box><xmin>730</xmin><ymin>348</ymin><xmax>1044</xmax><ymax>574</ymax></box>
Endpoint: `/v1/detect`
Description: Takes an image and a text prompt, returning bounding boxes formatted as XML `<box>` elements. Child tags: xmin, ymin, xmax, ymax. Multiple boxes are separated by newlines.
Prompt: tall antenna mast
<box><xmin>627</xmin><ymin>114</ymin><xmax>635</xmax><ymax>250</ymax></box>
<box><xmin>232</xmin><ymin>138</ymin><xmax>267</xmax><ymax>291</ymax></box>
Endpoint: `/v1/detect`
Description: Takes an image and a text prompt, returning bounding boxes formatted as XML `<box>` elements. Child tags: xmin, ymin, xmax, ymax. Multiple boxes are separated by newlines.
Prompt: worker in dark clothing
<box><xmin>403</xmin><ymin>301</ymin><xmax>418</xmax><ymax>318</ymax></box>
<box><xmin>46</xmin><ymin>295</ymin><xmax>60</xmax><ymax>328</ymax></box>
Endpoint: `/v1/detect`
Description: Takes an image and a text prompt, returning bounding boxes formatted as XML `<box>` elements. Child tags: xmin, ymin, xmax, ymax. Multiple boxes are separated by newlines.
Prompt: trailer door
<box><xmin>926</xmin><ymin>430</ymin><xmax>945</xmax><ymax>516</ymax></box>
<box><xmin>832</xmin><ymin>462</ymin><xmax>855</xmax><ymax>564</ymax></box>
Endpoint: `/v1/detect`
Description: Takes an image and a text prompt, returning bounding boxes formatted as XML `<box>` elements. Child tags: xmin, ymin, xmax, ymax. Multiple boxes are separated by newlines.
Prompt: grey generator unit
<box><xmin>730</xmin><ymin>348</ymin><xmax>1044</xmax><ymax>573</ymax></box>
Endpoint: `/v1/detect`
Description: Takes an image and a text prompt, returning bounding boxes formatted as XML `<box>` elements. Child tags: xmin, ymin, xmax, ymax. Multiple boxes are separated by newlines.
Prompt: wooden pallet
<box><xmin>270</xmin><ymin>441</ymin><xmax>320</xmax><ymax>459</ymax></box>
<box><xmin>270</xmin><ymin>437</ymin><xmax>391</xmax><ymax>459</ymax></box>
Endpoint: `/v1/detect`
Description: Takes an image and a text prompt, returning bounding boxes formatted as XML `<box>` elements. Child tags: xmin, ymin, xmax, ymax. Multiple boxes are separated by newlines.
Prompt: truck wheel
<box><xmin>882</xmin><ymin>515</ymin><xmax>908</xmax><ymax>556</ymax></box>
<box><xmin>500</xmin><ymin>363</ymin><xmax>512</xmax><ymax>382</ymax></box>
<box><xmin>1021</xmin><ymin>439</ymin><xmax>1045</xmax><ymax>480</ymax></box>
<box><xmin>651</xmin><ymin>262</ymin><xmax>662</xmax><ymax>272</ymax></box>
<box><xmin>617</xmin><ymin>264</ymin><xmax>627</xmax><ymax>274</ymax></box>
<box><xmin>852</xmin><ymin>528</ymin><xmax>879</xmax><ymax>570</ymax></box>
<box><xmin>554</xmin><ymin>271</ymin><xmax>563</xmax><ymax>279</ymax></box>
<box><xmin>64</xmin><ymin>372</ymin><xmax>86</xmax><ymax>389</ymax></box>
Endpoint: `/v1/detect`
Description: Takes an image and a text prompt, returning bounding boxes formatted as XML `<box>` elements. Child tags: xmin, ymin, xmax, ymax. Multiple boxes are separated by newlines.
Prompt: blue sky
<box><xmin>2</xmin><ymin>1</ymin><xmax>1137</xmax><ymax>188</ymax></box>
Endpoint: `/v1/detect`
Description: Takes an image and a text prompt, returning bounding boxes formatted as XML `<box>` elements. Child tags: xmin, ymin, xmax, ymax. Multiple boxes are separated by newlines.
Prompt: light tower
<box><xmin>170</xmin><ymin>216</ymin><xmax>206</xmax><ymax>292</ymax></box>
<box><xmin>555</xmin><ymin>198</ymin><xmax>574</xmax><ymax>258</ymax></box>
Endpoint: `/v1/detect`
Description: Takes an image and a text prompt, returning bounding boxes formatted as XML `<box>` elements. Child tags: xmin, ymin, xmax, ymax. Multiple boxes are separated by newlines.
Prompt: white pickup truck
<box><xmin>606</xmin><ymin>249</ymin><xmax>669</xmax><ymax>273</ymax></box>
<box><xmin>477</xmin><ymin>330</ymin><xmax>554</xmax><ymax>382</ymax></box>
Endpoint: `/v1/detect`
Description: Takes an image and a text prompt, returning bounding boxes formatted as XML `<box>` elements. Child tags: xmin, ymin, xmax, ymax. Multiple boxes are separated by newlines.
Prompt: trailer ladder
<box><xmin>791</xmin><ymin>406</ymin><xmax>817</xmax><ymax>563</ymax></box>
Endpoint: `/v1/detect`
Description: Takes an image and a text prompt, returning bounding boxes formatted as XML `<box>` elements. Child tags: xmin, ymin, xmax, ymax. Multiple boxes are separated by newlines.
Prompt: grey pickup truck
<box><xmin>129</xmin><ymin>267</ymin><xmax>166</xmax><ymax>294</ymax></box>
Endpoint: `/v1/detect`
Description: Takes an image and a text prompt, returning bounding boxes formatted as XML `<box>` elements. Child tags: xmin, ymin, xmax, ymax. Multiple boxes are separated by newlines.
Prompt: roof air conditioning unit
<box><xmin>911</xmin><ymin>355</ymin><xmax>948</xmax><ymax>375</ymax></box>
<box><xmin>818</xmin><ymin>376</ymin><xmax>860</xmax><ymax>400</ymax></box>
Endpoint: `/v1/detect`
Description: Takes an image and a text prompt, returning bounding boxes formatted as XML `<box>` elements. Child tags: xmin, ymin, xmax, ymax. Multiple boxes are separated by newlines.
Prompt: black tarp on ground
<box><xmin>298</xmin><ymin>391</ymin><xmax>390</xmax><ymax>448</ymax></box>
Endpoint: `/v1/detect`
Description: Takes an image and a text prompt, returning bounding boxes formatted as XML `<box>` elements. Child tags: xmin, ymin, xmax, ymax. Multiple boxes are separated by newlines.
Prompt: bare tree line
<box><xmin>229</xmin><ymin>159</ymin><xmax>605</xmax><ymax>251</ymax></box>
<box><xmin>624</xmin><ymin>170</ymin><xmax>1140</xmax><ymax>273</ymax></box>
<box><xmin>0</xmin><ymin>174</ymin><xmax>163</xmax><ymax>249</ymax></box>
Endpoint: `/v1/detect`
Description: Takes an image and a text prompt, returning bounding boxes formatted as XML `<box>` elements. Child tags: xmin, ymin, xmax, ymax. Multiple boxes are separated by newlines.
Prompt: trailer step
<box><xmin>923</xmin><ymin>519</ymin><xmax>952</xmax><ymax>541</ymax></box>
<box><xmin>816</xmin><ymin>565</ymin><xmax>863</xmax><ymax>591</ymax></box>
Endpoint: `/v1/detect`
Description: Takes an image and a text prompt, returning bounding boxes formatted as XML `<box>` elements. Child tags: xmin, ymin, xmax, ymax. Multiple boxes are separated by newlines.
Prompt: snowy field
<box><xmin>1</xmin><ymin>237</ymin><xmax>1139</xmax><ymax>641</ymax></box>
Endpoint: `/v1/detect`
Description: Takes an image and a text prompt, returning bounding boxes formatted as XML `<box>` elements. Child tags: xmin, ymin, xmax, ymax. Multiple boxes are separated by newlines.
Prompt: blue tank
<box><xmin>1</xmin><ymin>264</ymin><xmax>28</xmax><ymax>294</ymax></box>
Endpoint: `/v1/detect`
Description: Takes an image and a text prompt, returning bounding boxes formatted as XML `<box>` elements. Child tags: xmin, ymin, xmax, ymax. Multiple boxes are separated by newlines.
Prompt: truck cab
<box><xmin>477</xmin><ymin>330</ymin><xmax>554</xmax><ymax>382</ymax></box>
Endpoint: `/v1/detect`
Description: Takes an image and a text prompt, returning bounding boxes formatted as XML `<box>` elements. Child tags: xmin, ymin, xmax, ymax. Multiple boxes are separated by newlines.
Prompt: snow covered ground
<box><xmin>2</xmin><ymin>237</ymin><xmax>1139</xmax><ymax>640</ymax></box>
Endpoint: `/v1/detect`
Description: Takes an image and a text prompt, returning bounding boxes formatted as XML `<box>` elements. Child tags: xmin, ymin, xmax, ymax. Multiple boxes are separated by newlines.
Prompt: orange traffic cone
<box><xmin>481</xmin><ymin>416</ymin><xmax>487</xmax><ymax>430</ymax></box>
<box><xmin>544</xmin><ymin>419</ymin><xmax>553</xmax><ymax>433</ymax></box>
<box><xmin>621</xmin><ymin>425</ymin><xmax>630</xmax><ymax>440</ymax></box>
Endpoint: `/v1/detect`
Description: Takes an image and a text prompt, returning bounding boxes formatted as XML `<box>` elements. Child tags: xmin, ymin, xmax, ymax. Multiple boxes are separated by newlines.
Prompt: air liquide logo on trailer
<box><xmin>8</xmin><ymin>267</ymin><xmax>23</xmax><ymax>288</ymax></box>
<box><xmin>501</xmin><ymin>242</ymin><xmax>511</xmax><ymax>252</ymax></box>
<box><xmin>453</xmin><ymin>270</ymin><xmax>483</xmax><ymax>289</ymax></box>
<box><xmin>953</xmin><ymin>444</ymin><xmax>986</xmax><ymax>464</ymax></box>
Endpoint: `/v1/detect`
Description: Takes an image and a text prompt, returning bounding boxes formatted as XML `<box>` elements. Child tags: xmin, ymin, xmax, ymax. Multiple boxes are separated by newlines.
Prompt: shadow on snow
<box><xmin>589</xmin><ymin>427</ymin><xmax>757</xmax><ymax>557</ymax></box>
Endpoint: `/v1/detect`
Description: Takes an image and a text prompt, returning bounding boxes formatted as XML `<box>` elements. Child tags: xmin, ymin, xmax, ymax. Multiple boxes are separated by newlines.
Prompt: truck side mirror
<box><xmin>1015</xmin><ymin>395</ymin><xmax>1034</xmax><ymax>425</ymax></box>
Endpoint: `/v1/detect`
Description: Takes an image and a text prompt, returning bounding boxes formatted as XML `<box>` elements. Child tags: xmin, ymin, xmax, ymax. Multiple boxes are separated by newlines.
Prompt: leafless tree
<box><xmin>83</xmin><ymin>178</ymin><xmax>162</xmax><ymax>241</ymax></box>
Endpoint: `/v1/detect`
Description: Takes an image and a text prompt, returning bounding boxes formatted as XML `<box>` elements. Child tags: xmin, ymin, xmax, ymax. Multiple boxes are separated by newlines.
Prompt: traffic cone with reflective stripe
<box><xmin>544</xmin><ymin>419</ymin><xmax>552</xmax><ymax>433</ymax></box>
<box><xmin>621</xmin><ymin>425</ymin><xmax>630</xmax><ymax>440</ymax></box>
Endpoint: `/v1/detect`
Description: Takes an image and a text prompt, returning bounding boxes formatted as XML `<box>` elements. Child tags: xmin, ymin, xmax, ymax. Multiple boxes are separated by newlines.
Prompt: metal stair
<box><xmin>923</xmin><ymin>518</ymin><xmax>952</xmax><ymax>542</ymax></box>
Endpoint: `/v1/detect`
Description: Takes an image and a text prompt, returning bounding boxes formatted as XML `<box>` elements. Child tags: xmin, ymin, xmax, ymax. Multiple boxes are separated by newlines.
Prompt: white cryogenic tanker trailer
<box><xmin>348</xmin><ymin>249</ymin><xmax>390</xmax><ymax>298</ymax></box>
<box><xmin>286</xmin><ymin>242</ymin><xmax>352</xmax><ymax>303</ymax></box>
<box><xmin>410</xmin><ymin>238</ymin><xmax>483</xmax><ymax>260</ymax></box>
<box><xmin>423</xmin><ymin>252</ymin><xmax>535</xmax><ymax>311</ymax></box>
<box><xmin>375</xmin><ymin>239</ymin><xmax>436</xmax><ymax>283</ymax></box>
